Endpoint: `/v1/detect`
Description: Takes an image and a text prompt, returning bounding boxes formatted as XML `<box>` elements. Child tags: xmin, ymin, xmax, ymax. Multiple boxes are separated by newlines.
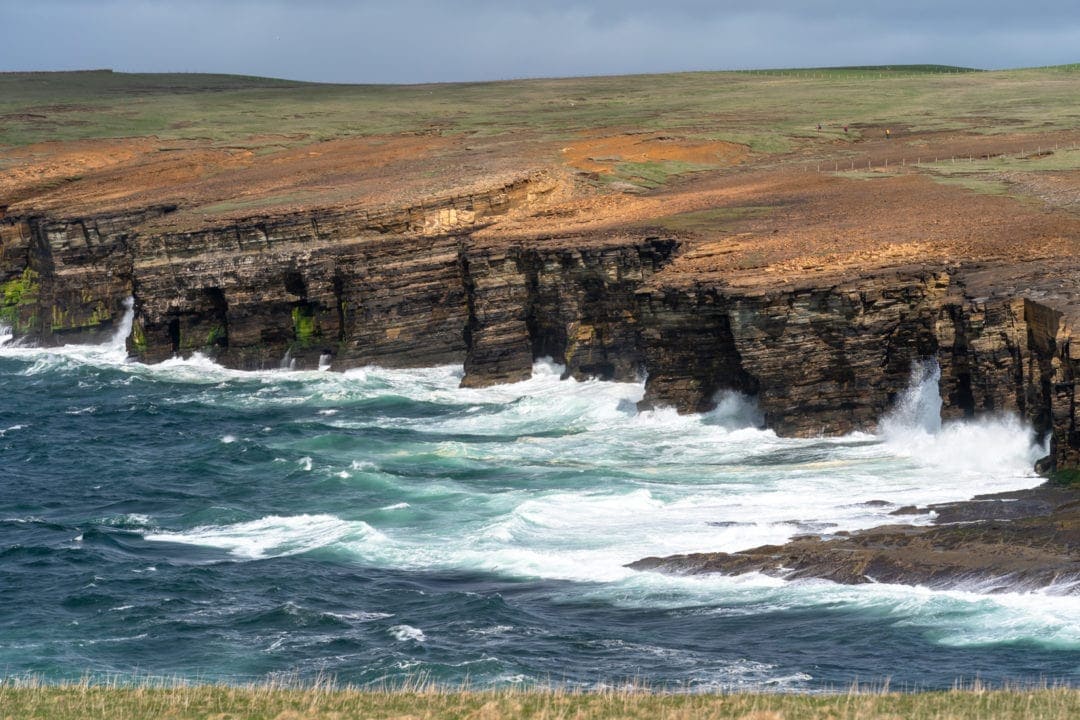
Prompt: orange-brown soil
<box><xmin>560</xmin><ymin>132</ymin><xmax>747</xmax><ymax>173</ymax></box>
<box><xmin>2</xmin><ymin>126</ymin><xmax>1078</xmax><ymax>286</ymax></box>
<box><xmin>647</xmin><ymin>170</ymin><xmax>1078</xmax><ymax>288</ymax></box>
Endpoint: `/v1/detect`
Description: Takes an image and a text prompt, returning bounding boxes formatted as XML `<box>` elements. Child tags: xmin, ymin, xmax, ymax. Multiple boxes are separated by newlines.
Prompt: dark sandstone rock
<box><xmin>2</xmin><ymin>189</ymin><xmax>1079</xmax><ymax>475</ymax></box>
<box><xmin>628</xmin><ymin>484</ymin><xmax>1080</xmax><ymax>592</ymax></box>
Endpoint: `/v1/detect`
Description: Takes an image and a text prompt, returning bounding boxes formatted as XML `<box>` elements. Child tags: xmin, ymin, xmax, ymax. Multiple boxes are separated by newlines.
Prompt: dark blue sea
<box><xmin>1</xmin><ymin>314</ymin><xmax>1077</xmax><ymax>690</ymax></box>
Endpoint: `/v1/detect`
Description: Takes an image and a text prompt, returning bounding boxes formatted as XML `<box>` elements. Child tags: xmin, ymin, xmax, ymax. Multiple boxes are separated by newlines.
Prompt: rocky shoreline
<box><xmin>3</xmin><ymin>75</ymin><xmax>1079</xmax><ymax>480</ymax></box>
<box><xmin>628</xmin><ymin>483</ymin><xmax>1080</xmax><ymax>592</ymax></box>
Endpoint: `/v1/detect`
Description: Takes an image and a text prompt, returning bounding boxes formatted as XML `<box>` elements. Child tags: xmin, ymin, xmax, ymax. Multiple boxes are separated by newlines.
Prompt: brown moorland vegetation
<box><xmin>3</xmin><ymin>66</ymin><xmax>1078</xmax><ymax>287</ymax></box>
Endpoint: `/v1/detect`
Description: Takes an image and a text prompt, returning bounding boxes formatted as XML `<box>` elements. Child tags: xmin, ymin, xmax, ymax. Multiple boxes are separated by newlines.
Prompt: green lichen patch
<box><xmin>130</xmin><ymin>322</ymin><xmax>148</xmax><ymax>353</ymax></box>
<box><xmin>292</xmin><ymin>305</ymin><xmax>318</xmax><ymax>346</ymax></box>
<box><xmin>50</xmin><ymin>301</ymin><xmax>112</xmax><ymax>332</ymax></box>
<box><xmin>205</xmin><ymin>323</ymin><xmax>227</xmax><ymax>347</ymax></box>
<box><xmin>1</xmin><ymin>268</ymin><xmax>41</xmax><ymax>333</ymax></box>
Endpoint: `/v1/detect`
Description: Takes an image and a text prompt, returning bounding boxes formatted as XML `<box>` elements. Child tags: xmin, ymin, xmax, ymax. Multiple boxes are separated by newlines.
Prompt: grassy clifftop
<box><xmin>2</xmin><ymin>65</ymin><xmax>1078</xmax><ymax>151</ymax></box>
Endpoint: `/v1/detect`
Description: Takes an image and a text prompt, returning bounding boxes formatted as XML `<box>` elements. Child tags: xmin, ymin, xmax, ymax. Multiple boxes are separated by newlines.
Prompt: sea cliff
<box><xmin>2</xmin><ymin>189</ymin><xmax>1078</xmax><ymax>478</ymax></box>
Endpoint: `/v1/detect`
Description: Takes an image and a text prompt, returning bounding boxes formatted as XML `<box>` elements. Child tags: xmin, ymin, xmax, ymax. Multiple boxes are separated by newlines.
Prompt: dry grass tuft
<box><xmin>0</xmin><ymin>677</ymin><xmax>1076</xmax><ymax>720</ymax></box>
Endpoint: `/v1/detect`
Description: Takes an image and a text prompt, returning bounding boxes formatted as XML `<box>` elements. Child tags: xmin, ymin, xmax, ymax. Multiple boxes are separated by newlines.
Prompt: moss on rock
<box><xmin>0</xmin><ymin>268</ymin><xmax>40</xmax><ymax>333</ymax></box>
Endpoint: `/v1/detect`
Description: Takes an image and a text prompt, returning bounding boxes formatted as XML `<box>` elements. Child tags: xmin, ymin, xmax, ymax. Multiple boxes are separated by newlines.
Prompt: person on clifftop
<box><xmin>886</xmin><ymin>128</ymin><xmax>892</xmax><ymax>139</ymax></box>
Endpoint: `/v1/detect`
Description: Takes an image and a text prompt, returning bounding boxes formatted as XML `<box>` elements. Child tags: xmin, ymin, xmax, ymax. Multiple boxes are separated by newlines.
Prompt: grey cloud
<box><xmin>1</xmin><ymin>1</ymin><xmax>1077</xmax><ymax>83</ymax></box>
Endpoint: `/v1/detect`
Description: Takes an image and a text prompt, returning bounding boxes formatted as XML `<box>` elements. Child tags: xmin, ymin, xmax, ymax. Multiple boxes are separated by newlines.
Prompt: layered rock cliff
<box><xmin>2</xmin><ymin>190</ymin><xmax>1078</xmax><ymax>479</ymax></box>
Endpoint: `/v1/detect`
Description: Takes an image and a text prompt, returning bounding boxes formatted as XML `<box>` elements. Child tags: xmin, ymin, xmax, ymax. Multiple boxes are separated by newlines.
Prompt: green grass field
<box><xmin>0</xmin><ymin>681</ymin><xmax>1077</xmax><ymax>720</ymax></box>
<box><xmin>2</xmin><ymin>65</ymin><xmax>1078</xmax><ymax>153</ymax></box>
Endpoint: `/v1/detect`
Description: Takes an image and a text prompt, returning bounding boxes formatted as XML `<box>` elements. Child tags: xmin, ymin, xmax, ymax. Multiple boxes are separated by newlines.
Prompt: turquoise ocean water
<box><xmin>1</xmin><ymin>310</ymin><xmax>1077</xmax><ymax>690</ymax></box>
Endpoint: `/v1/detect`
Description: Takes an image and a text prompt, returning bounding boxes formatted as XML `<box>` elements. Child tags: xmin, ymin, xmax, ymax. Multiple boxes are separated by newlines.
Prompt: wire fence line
<box><xmin>794</xmin><ymin>139</ymin><xmax>1080</xmax><ymax>175</ymax></box>
<box><xmin>727</xmin><ymin>64</ymin><xmax>1079</xmax><ymax>80</ymax></box>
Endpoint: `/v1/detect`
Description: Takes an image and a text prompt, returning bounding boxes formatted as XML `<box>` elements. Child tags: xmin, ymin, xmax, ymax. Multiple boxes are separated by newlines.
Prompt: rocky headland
<box><xmin>4</xmin><ymin>164</ymin><xmax>1079</xmax><ymax>479</ymax></box>
<box><xmin>2</xmin><ymin>70</ymin><xmax>1079</xmax><ymax>593</ymax></box>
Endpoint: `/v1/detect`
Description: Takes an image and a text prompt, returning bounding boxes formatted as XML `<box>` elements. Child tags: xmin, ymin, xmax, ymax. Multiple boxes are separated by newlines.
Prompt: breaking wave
<box><xmin>1</xmin><ymin>337</ymin><xmax>1074</xmax><ymax>687</ymax></box>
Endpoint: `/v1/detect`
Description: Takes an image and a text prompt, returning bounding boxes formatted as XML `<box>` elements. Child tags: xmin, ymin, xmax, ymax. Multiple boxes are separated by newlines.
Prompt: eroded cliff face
<box><xmin>1</xmin><ymin>207</ymin><xmax>170</xmax><ymax>344</ymax></box>
<box><xmin>2</xmin><ymin>192</ymin><xmax>1078</xmax><ymax>478</ymax></box>
<box><xmin>459</xmin><ymin>238</ymin><xmax>678</xmax><ymax>387</ymax></box>
<box><xmin>637</xmin><ymin>270</ymin><xmax>947</xmax><ymax>433</ymax></box>
<box><xmin>634</xmin><ymin>263</ymin><xmax>1079</xmax><ymax>476</ymax></box>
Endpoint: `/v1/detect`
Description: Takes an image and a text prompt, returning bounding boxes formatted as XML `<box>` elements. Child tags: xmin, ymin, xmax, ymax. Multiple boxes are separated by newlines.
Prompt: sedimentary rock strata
<box><xmin>2</xmin><ymin>175</ymin><xmax>1079</xmax><ymax>478</ymax></box>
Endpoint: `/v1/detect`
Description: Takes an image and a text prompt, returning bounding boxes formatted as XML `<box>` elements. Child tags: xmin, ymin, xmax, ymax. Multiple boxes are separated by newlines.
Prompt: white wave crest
<box><xmin>144</xmin><ymin>514</ymin><xmax>384</xmax><ymax>559</ymax></box>
<box><xmin>0</xmin><ymin>424</ymin><xmax>27</xmax><ymax>437</ymax></box>
<box><xmin>388</xmin><ymin>624</ymin><xmax>426</xmax><ymax>642</ymax></box>
<box><xmin>14</xmin><ymin>333</ymin><xmax>1069</xmax><ymax>652</ymax></box>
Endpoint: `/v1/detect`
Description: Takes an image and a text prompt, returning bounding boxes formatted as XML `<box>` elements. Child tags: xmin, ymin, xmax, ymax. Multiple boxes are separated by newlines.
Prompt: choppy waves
<box><xmin>1</xmin><ymin>327</ymin><xmax>1076</xmax><ymax>688</ymax></box>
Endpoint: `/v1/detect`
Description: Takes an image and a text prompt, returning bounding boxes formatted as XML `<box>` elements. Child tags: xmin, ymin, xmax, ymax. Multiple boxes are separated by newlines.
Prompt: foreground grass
<box><xmin>0</xmin><ymin>682</ymin><xmax>1077</xmax><ymax>720</ymax></box>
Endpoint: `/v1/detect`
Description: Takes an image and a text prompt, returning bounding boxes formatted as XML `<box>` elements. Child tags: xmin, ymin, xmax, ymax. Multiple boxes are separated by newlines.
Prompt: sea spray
<box><xmin>880</xmin><ymin>358</ymin><xmax>943</xmax><ymax>435</ymax></box>
<box><xmin>705</xmin><ymin>390</ymin><xmax>765</xmax><ymax>430</ymax></box>
<box><xmin>0</xmin><ymin>345</ymin><xmax>1074</xmax><ymax>689</ymax></box>
<box><xmin>879</xmin><ymin>359</ymin><xmax>1044</xmax><ymax>477</ymax></box>
<box><xmin>108</xmin><ymin>296</ymin><xmax>136</xmax><ymax>353</ymax></box>
<box><xmin>0</xmin><ymin>295</ymin><xmax>135</xmax><ymax>368</ymax></box>
<box><xmin>138</xmin><ymin>361</ymin><xmax>1046</xmax><ymax>582</ymax></box>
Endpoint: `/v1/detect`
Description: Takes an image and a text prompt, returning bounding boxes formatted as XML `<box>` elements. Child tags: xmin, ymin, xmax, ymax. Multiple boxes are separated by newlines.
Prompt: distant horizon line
<box><xmin>4</xmin><ymin>62</ymin><xmax>1080</xmax><ymax>87</ymax></box>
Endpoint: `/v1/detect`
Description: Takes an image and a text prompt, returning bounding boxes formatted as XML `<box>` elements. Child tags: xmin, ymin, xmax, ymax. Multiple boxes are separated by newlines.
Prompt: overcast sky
<box><xmin>2</xmin><ymin>1</ymin><xmax>1079</xmax><ymax>83</ymax></box>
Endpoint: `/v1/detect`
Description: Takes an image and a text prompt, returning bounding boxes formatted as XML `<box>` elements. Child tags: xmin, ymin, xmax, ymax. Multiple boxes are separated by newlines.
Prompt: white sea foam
<box><xmin>325</xmin><ymin>610</ymin><xmax>394</xmax><ymax>622</ymax></box>
<box><xmin>21</xmin><ymin>338</ymin><xmax>1060</xmax><ymax>649</ymax></box>
<box><xmin>0</xmin><ymin>424</ymin><xmax>26</xmax><ymax>437</ymax></box>
<box><xmin>141</xmin><ymin>360</ymin><xmax>1049</xmax><ymax>582</ymax></box>
<box><xmin>565</xmin><ymin>569</ymin><xmax>1080</xmax><ymax>652</ymax></box>
<box><xmin>389</xmin><ymin>624</ymin><xmax>426</xmax><ymax>642</ymax></box>
<box><xmin>145</xmin><ymin>514</ymin><xmax>384</xmax><ymax>559</ymax></box>
<box><xmin>102</xmin><ymin>514</ymin><xmax>156</xmax><ymax>530</ymax></box>
<box><xmin>0</xmin><ymin>296</ymin><xmax>135</xmax><ymax>369</ymax></box>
